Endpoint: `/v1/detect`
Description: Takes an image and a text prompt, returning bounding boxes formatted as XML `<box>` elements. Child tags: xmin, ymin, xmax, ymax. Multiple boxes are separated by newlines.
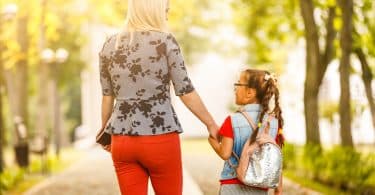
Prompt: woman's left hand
<box><xmin>102</xmin><ymin>144</ymin><xmax>111</xmax><ymax>153</ymax></box>
<box><xmin>207</xmin><ymin>123</ymin><xmax>220</xmax><ymax>140</ymax></box>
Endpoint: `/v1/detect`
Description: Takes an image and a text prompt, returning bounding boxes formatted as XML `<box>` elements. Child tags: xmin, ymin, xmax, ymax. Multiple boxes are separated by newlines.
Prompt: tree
<box><xmin>299</xmin><ymin>0</ymin><xmax>337</xmax><ymax>146</ymax></box>
<box><xmin>353</xmin><ymin>0</ymin><xmax>375</xmax><ymax>137</ymax></box>
<box><xmin>16</xmin><ymin>2</ymin><xmax>30</xmax><ymax>129</ymax></box>
<box><xmin>0</xmin><ymin>37</ymin><xmax>4</xmax><ymax>173</ymax></box>
<box><xmin>338</xmin><ymin>0</ymin><xmax>354</xmax><ymax>147</ymax></box>
<box><xmin>354</xmin><ymin>47</ymin><xmax>375</xmax><ymax>133</ymax></box>
<box><xmin>236</xmin><ymin>0</ymin><xmax>337</xmax><ymax>146</ymax></box>
<box><xmin>1</xmin><ymin>0</ymin><xmax>87</xmax><ymax>158</ymax></box>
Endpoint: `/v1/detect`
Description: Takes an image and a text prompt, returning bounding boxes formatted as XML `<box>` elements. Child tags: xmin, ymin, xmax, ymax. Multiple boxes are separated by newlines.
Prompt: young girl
<box><xmin>209</xmin><ymin>69</ymin><xmax>284</xmax><ymax>195</ymax></box>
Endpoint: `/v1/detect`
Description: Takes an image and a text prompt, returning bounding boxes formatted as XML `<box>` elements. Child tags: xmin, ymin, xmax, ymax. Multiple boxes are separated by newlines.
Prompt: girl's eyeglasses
<box><xmin>234</xmin><ymin>83</ymin><xmax>249</xmax><ymax>87</ymax></box>
<box><xmin>233</xmin><ymin>83</ymin><xmax>249</xmax><ymax>91</ymax></box>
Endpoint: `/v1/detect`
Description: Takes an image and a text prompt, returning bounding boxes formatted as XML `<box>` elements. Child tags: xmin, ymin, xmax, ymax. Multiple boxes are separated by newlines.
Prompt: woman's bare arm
<box><xmin>179</xmin><ymin>90</ymin><xmax>219</xmax><ymax>139</ymax></box>
<box><xmin>101</xmin><ymin>95</ymin><xmax>115</xmax><ymax>129</ymax></box>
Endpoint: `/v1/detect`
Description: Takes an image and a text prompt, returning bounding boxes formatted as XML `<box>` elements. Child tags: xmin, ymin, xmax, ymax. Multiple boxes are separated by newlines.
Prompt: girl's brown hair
<box><xmin>244</xmin><ymin>69</ymin><xmax>284</xmax><ymax>148</ymax></box>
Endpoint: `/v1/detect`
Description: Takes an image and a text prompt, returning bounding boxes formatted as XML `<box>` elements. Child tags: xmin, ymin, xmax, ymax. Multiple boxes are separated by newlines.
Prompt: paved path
<box><xmin>23</xmin><ymin>139</ymin><xmax>321</xmax><ymax>195</ymax></box>
<box><xmin>24</xmin><ymin>147</ymin><xmax>202</xmax><ymax>195</ymax></box>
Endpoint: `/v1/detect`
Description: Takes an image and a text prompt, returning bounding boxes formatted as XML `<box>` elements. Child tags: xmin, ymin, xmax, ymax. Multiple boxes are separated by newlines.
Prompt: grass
<box><xmin>1</xmin><ymin>146</ymin><xmax>85</xmax><ymax>195</ymax></box>
<box><xmin>283</xmin><ymin>170</ymin><xmax>347</xmax><ymax>195</ymax></box>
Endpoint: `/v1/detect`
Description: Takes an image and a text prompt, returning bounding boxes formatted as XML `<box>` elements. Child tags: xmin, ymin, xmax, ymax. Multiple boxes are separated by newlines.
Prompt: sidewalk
<box><xmin>24</xmin><ymin>146</ymin><xmax>203</xmax><ymax>195</ymax></box>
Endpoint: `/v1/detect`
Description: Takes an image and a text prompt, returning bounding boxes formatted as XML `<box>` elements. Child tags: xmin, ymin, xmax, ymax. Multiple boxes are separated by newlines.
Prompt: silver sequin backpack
<box><xmin>229</xmin><ymin>111</ymin><xmax>282</xmax><ymax>188</ymax></box>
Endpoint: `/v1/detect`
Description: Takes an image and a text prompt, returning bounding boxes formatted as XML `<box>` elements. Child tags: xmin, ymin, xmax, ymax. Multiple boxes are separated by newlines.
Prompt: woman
<box><xmin>97</xmin><ymin>0</ymin><xmax>219</xmax><ymax>194</ymax></box>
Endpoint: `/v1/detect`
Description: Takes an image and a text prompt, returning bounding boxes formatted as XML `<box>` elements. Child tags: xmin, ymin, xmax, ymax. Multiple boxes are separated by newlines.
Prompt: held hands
<box><xmin>207</xmin><ymin>122</ymin><xmax>220</xmax><ymax>140</ymax></box>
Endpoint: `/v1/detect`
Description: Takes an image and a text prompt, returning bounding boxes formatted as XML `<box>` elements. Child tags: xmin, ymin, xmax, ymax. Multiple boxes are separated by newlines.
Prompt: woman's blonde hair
<box><xmin>116</xmin><ymin>0</ymin><xmax>169</xmax><ymax>47</ymax></box>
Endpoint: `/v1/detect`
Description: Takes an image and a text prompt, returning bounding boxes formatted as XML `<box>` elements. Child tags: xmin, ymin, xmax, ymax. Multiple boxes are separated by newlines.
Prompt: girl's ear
<box><xmin>246</xmin><ymin>88</ymin><xmax>256</xmax><ymax>99</ymax></box>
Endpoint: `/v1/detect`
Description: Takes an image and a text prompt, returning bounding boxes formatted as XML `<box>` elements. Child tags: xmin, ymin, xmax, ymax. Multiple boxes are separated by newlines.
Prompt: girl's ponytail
<box><xmin>246</xmin><ymin>70</ymin><xmax>285</xmax><ymax>148</ymax></box>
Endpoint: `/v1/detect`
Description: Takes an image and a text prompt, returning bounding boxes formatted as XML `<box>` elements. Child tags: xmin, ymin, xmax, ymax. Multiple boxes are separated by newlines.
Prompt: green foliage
<box><xmin>320</xmin><ymin>101</ymin><xmax>339</xmax><ymax>123</ymax></box>
<box><xmin>353</xmin><ymin>0</ymin><xmax>375</xmax><ymax>56</ymax></box>
<box><xmin>1</xmin><ymin>0</ymin><xmax>86</xmax><ymax>142</ymax></box>
<box><xmin>282</xmin><ymin>143</ymin><xmax>296</xmax><ymax>170</ymax></box>
<box><xmin>89</xmin><ymin>0</ymin><xmax>220</xmax><ymax>64</ymax></box>
<box><xmin>284</xmin><ymin>144</ymin><xmax>375</xmax><ymax>194</ymax></box>
<box><xmin>232</xmin><ymin>0</ymin><xmax>300</xmax><ymax>72</ymax></box>
<box><xmin>236</xmin><ymin>0</ymin><xmax>375</xmax><ymax>78</ymax></box>
<box><xmin>302</xmin><ymin>144</ymin><xmax>325</xmax><ymax>180</ymax></box>
<box><xmin>320</xmin><ymin>100</ymin><xmax>367</xmax><ymax>124</ymax></box>
<box><xmin>321</xmin><ymin>147</ymin><xmax>375</xmax><ymax>191</ymax></box>
<box><xmin>88</xmin><ymin>0</ymin><xmax>128</xmax><ymax>25</ymax></box>
<box><xmin>1</xmin><ymin>147</ymin><xmax>84</xmax><ymax>193</ymax></box>
<box><xmin>0</xmin><ymin>168</ymin><xmax>25</xmax><ymax>191</ymax></box>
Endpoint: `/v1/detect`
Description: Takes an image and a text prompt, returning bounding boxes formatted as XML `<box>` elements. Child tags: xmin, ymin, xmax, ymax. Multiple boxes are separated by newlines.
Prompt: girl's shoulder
<box><xmin>229</xmin><ymin>112</ymin><xmax>253</xmax><ymax>128</ymax></box>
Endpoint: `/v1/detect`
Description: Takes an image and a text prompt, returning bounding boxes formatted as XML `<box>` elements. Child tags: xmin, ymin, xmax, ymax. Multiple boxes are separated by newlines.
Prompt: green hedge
<box><xmin>283</xmin><ymin>143</ymin><xmax>375</xmax><ymax>194</ymax></box>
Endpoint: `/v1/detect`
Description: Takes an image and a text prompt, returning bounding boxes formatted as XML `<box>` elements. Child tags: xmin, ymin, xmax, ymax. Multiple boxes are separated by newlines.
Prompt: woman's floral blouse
<box><xmin>99</xmin><ymin>31</ymin><xmax>195</xmax><ymax>136</ymax></box>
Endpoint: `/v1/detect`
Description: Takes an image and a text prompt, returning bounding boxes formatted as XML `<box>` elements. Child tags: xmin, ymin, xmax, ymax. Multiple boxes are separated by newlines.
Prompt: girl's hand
<box><xmin>256</xmin><ymin>133</ymin><xmax>276</xmax><ymax>146</ymax></box>
<box><xmin>274</xmin><ymin>190</ymin><xmax>282</xmax><ymax>195</ymax></box>
<box><xmin>208</xmin><ymin>136</ymin><xmax>217</xmax><ymax>143</ymax></box>
<box><xmin>102</xmin><ymin>144</ymin><xmax>111</xmax><ymax>153</ymax></box>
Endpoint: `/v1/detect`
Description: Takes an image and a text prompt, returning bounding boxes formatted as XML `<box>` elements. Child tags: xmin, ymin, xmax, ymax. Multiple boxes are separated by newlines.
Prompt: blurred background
<box><xmin>0</xmin><ymin>0</ymin><xmax>374</xmax><ymax>194</ymax></box>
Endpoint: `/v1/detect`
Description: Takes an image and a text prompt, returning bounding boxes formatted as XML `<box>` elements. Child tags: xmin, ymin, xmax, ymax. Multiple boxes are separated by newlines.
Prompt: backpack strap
<box><xmin>228</xmin><ymin>151</ymin><xmax>240</xmax><ymax>168</ymax></box>
<box><xmin>239</xmin><ymin>111</ymin><xmax>257</xmax><ymax>130</ymax></box>
<box><xmin>227</xmin><ymin>111</ymin><xmax>257</xmax><ymax>168</ymax></box>
<box><xmin>227</xmin><ymin>110</ymin><xmax>274</xmax><ymax>168</ymax></box>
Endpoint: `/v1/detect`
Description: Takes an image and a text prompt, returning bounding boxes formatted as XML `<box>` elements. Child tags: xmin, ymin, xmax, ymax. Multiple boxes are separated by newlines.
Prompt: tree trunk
<box><xmin>36</xmin><ymin>0</ymin><xmax>49</xmax><ymax>138</ymax></box>
<box><xmin>355</xmin><ymin>48</ymin><xmax>375</xmax><ymax>137</ymax></box>
<box><xmin>300</xmin><ymin>0</ymin><xmax>322</xmax><ymax>146</ymax></box>
<box><xmin>17</xmin><ymin>15</ymin><xmax>29</xmax><ymax>131</ymax></box>
<box><xmin>2</xmin><ymin>14</ymin><xmax>29</xmax><ymax>145</ymax></box>
<box><xmin>0</xmin><ymin>89</ymin><xmax>4</xmax><ymax>173</ymax></box>
<box><xmin>0</xmin><ymin>40</ymin><xmax>5</xmax><ymax>173</ymax></box>
<box><xmin>4</xmin><ymin>69</ymin><xmax>19</xmax><ymax>122</ymax></box>
<box><xmin>318</xmin><ymin>7</ymin><xmax>336</xmax><ymax>86</ymax></box>
<box><xmin>338</xmin><ymin>0</ymin><xmax>354</xmax><ymax>147</ymax></box>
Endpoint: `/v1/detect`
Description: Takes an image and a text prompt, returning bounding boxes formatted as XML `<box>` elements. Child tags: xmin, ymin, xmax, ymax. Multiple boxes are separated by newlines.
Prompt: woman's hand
<box><xmin>207</xmin><ymin>123</ymin><xmax>220</xmax><ymax>140</ymax></box>
<box><xmin>102</xmin><ymin>144</ymin><xmax>111</xmax><ymax>153</ymax></box>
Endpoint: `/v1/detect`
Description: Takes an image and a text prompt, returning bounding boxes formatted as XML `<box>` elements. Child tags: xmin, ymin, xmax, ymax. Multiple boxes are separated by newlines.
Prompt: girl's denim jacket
<box><xmin>220</xmin><ymin>104</ymin><xmax>278</xmax><ymax>180</ymax></box>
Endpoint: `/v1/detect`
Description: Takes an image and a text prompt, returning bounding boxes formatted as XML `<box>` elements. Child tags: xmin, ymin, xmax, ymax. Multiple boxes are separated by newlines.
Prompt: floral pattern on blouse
<box><xmin>99</xmin><ymin>31</ymin><xmax>194</xmax><ymax>136</ymax></box>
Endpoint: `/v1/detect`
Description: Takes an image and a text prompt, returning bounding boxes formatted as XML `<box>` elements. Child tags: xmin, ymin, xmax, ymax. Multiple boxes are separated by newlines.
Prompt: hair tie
<box><xmin>264</xmin><ymin>73</ymin><xmax>277</xmax><ymax>83</ymax></box>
